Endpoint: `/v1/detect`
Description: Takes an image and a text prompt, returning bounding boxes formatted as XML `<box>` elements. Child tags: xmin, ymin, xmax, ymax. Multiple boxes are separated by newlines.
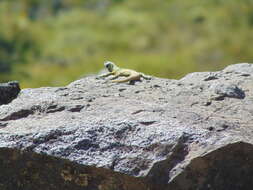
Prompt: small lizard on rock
<box><xmin>97</xmin><ymin>61</ymin><xmax>151</xmax><ymax>83</ymax></box>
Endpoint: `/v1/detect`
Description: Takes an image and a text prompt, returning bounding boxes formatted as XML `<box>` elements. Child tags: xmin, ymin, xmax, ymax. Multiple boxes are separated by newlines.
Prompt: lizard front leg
<box><xmin>96</xmin><ymin>72</ymin><xmax>114</xmax><ymax>79</ymax></box>
<box><xmin>110</xmin><ymin>73</ymin><xmax>121</xmax><ymax>80</ymax></box>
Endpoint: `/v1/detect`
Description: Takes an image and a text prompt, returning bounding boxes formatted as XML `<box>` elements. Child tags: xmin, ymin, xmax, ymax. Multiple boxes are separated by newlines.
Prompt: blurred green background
<box><xmin>0</xmin><ymin>0</ymin><xmax>253</xmax><ymax>88</ymax></box>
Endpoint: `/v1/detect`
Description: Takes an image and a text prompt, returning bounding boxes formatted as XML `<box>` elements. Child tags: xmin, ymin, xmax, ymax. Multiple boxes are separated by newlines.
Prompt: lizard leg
<box><xmin>97</xmin><ymin>72</ymin><xmax>114</xmax><ymax>79</ymax></box>
<box><xmin>141</xmin><ymin>73</ymin><xmax>152</xmax><ymax>80</ymax></box>
<box><xmin>110</xmin><ymin>74</ymin><xmax>121</xmax><ymax>80</ymax></box>
<box><xmin>111</xmin><ymin>74</ymin><xmax>141</xmax><ymax>83</ymax></box>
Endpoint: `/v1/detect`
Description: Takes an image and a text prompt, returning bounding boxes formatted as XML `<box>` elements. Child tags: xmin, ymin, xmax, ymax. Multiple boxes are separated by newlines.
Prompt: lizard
<box><xmin>97</xmin><ymin>61</ymin><xmax>151</xmax><ymax>83</ymax></box>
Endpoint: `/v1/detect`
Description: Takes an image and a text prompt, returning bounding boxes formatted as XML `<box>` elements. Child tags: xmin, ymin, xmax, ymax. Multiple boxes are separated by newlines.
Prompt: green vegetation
<box><xmin>0</xmin><ymin>0</ymin><xmax>253</xmax><ymax>88</ymax></box>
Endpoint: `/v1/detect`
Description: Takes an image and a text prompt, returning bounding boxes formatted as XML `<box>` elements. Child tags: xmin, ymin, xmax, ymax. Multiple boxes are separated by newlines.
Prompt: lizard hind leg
<box><xmin>111</xmin><ymin>74</ymin><xmax>141</xmax><ymax>83</ymax></box>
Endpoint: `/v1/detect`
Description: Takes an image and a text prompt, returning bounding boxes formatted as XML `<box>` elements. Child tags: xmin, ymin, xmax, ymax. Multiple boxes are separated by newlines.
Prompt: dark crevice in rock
<box><xmin>0</xmin><ymin>104</ymin><xmax>68</xmax><ymax>121</ymax></box>
<box><xmin>0</xmin><ymin>109</ymin><xmax>34</xmax><ymax>121</ymax></box>
<box><xmin>139</xmin><ymin>121</ymin><xmax>156</xmax><ymax>126</ymax></box>
<box><xmin>68</xmin><ymin>105</ymin><xmax>84</xmax><ymax>112</ymax></box>
<box><xmin>203</xmin><ymin>75</ymin><xmax>219</xmax><ymax>81</ymax></box>
<box><xmin>55</xmin><ymin>87</ymin><xmax>68</xmax><ymax>92</ymax></box>
<box><xmin>46</xmin><ymin>105</ymin><xmax>65</xmax><ymax>113</ymax></box>
<box><xmin>0</xmin><ymin>122</ymin><xmax>7</xmax><ymax>128</ymax></box>
<box><xmin>146</xmin><ymin>133</ymin><xmax>191</xmax><ymax>186</ymax></box>
<box><xmin>131</xmin><ymin>110</ymin><xmax>145</xmax><ymax>115</ymax></box>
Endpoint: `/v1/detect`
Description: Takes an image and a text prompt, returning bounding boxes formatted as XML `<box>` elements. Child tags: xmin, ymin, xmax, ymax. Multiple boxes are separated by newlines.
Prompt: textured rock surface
<box><xmin>0</xmin><ymin>63</ymin><xmax>253</xmax><ymax>190</ymax></box>
<box><xmin>0</xmin><ymin>81</ymin><xmax>20</xmax><ymax>105</ymax></box>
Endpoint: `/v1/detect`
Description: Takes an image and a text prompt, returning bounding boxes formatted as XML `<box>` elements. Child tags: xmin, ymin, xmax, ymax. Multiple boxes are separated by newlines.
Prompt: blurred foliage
<box><xmin>0</xmin><ymin>0</ymin><xmax>253</xmax><ymax>88</ymax></box>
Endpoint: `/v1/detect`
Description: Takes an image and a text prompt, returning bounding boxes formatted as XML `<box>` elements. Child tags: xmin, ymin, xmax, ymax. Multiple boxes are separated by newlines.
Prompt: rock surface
<box><xmin>0</xmin><ymin>63</ymin><xmax>253</xmax><ymax>190</ymax></box>
<box><xmin>0</xmin><ymin>81</ymin><xmax>20</xmax><ymax>105</ymax></box>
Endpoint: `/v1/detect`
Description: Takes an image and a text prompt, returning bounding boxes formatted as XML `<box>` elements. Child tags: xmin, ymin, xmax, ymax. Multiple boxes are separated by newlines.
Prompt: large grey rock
<box><xmin>0</xmin><ymin>63</ymin><xmax>253</xmax><ymax>190</ymax></box>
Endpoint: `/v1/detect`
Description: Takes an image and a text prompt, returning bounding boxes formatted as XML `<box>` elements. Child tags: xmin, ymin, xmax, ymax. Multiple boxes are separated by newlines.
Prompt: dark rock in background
<box><xmin>0</xmin><ymin>63</ymin><xmax>253</xmax><ymax>190</ymax></box>
<box><xmin>0</xmin><ymin>81</ymin><xmax>20</xmax><ymax>105</ymax></box>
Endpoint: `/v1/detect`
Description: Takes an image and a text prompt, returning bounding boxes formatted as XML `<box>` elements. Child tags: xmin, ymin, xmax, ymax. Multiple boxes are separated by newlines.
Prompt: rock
<box><xmin>170</xmin><ymin>141</ymin><xmax>253</xmax><ymax>190</ymax></box>
<box><xmin>223</xmin><ymin>63</ymin><xmax>253</xmax><ymax>75</ymax></box>
<box><xmin>0</xmin><ymin>81</ymin><xmax>20</xmax><ymax>105</ymax></box>
<box><xmin>0</xmin><ymin>63</ymin><xmax>253</xmax><ymax>190</ymax></box>
<box><xmin>210</xmin><ymin>83</ymin><xmax>245</xmax><ymax>100</ymax></box>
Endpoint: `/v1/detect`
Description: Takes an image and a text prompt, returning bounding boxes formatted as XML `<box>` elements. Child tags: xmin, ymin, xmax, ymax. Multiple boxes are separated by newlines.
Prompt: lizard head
<box><xmin>104</xmin><ymin>61</ymin><xmax>116</xmax><ymax>72</ymax></box>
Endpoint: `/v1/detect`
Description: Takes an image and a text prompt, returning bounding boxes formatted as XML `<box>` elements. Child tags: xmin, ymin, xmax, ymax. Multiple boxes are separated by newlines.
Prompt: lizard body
<box><xmin>98</xmin><ymin>61</ymin><xmax>151</xmax><ymax>83</ymax></box>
